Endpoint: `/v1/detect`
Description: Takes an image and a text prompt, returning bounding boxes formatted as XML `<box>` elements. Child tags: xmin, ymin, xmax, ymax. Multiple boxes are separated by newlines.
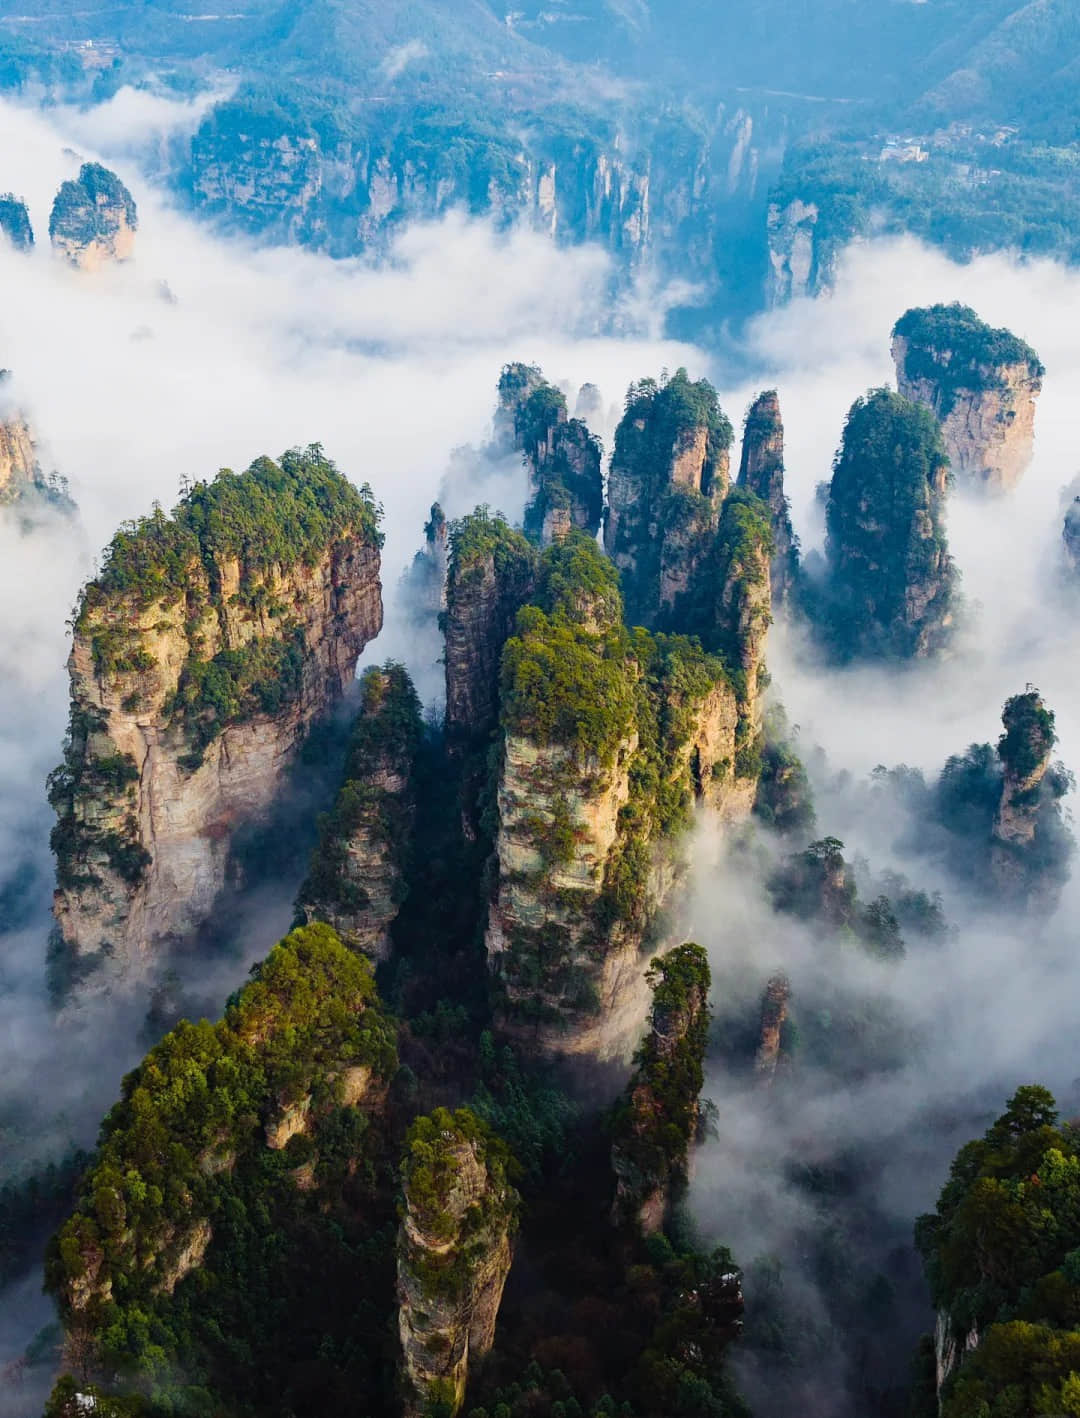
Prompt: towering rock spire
<box><xmin>50</xmin><ymin>163</ymin><xmax>137</xmax><ymax>270</ymax></box>
<box><xmin>737</xmin><ymin>390</ymin><xmax>798</xmax><ymax>605</ymax></box>
<box><xmin>822</xmin><ymin>388</ymin><xmax>954</xmax><ymax>660</ymax></box>
<box><xmin>891</xmin><ymin>303</ymin><xmax>1043</xmax><ymax>493</ymax></box>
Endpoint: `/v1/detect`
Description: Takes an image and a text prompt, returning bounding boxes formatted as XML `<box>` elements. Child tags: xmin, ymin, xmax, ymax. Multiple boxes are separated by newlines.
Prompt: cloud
<box><xmin>378</xmin><ymin>39</ymin><xmax>430</xmax><ymax>81</ymax></box>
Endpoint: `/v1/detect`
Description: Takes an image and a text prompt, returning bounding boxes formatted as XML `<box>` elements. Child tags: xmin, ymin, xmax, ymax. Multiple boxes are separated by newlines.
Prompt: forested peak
<box><xmin>998</xmin><ymin>688</ymin><xmax>1056</xmax><ymax>780</ymax></box>
<box><xmin>618</xmin><ymin>366</ymin><xmax>733</xmax><ymax>456</ymax></box>
<box><xmin>447</xmin><ymin>506</ymin><xmax>536</xmax><ymax>586</ymax></box>
<box><xmin>49</xmin><ymin>161</ymin><xmax>137</xmax><ymax>237</ymax></box>
<box><xmin>76</xmin><ymin>444</ymin><xmax>381</xmax><ymax>625</ymax></box>
<box><xmin>534</xmin><ymin>529</ymin><xmax>623</xmax><ymax>630</ymax></box>
<box><xmin>893</xmin><ymin>302</ymin><xmax>1044</xmax><ymax>382</ymax></box>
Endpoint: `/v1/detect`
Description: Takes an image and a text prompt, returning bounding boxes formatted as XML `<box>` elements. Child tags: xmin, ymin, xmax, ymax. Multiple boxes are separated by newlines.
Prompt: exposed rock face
<box><xmin>737</xmin><ymin>390</ymin><xmax>798</xmax><ymax>604</ymax></box>
<box><xmin>611</xmin><ymin>944</ymin><xmax>711</xmax><ymax>1233</ymax></box>
<box><xmin>935</xmin><ymin>1309</ymin><xmax>980</xmax><ymax>1400</ymax></box>
<box><xmin>49</xmin><ymin>163</ymin><xmax>137</xmax><ymax>270</ymax></box>
<box><xmin>991</xmin><ymin>690</ymin><xmax>1064</xmax><ymax>902</ymax></box>
<box><xmin>488</xmin><ymin>536</ymin><xmax>746</xmax><ymax>1073</ymax></box>
<box><xmin>753</xmin><ymin>972</ymin><xmax>791</xmax><ymax>1083</ymax></box>
<box><xmin>766</xmin><ymin>198</ymin><xmax>834</xmax><ymax>307</ymax></box>
<box><xmin>397</xmin><ymin>1109</ymin><xmax>517</xmax><ymax>1418</ymax></box>
<box><xmin>892</xmin><ymin>304</ymin><xmax>1043</xmax><ymax>493</ymax></box>
<box><xmin>0</xmin><ymin>407</ymin><xmax>39</xmax><ymax>505</ymax></box>
<box><xmin>823</xmin><ymin>388</ymin><xmax>954</xmax><ymax>660</ymax></box>
<box><xmin>296</xmin><ymin>664</ymin><xmax>422</xmax><ymax>960</ymax></box>
<box><xmin>444</xmin><ymin>511</ymin><xmax>536</xmax><ymax>756</ymax></box>
<box><xmin>49</xmin><ymin>449</ymin><xmax>383</xmax><ymax>981</ymax></box>
<box><xmin>0</xmin><ymin>193</ymin><xmax>33</xmax><ymax>251</ymax></box>
<box><xmin>1064</xmin><ymin>497</ymin><xmax>1080</xmax><ymax>574</ymax></box>
<box><xmin>605</xmin><ymin>368</ymin><xmax>734</xmax><ymax>628</ymax></box>
<box><xmin>493</xmin><ymin>362</ymin><xmax>547</xmax><ymax>454</ymax></box>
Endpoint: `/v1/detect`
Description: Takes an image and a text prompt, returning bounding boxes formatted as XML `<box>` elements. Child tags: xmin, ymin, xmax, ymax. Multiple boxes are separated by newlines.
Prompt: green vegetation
<box><xmin>770</xmin><ymin>837</ymin><xmax>906</xmax><ymax>959</ymax></box>
<box><xmin>79</xmin><ymin>445</ymin><xmax>380</xmax><ymax>626</ymax></box>
<box><xmin>298</xmin><ymin>663</ymin><xmax>423</xmax><ymax>929</ymax></box>
<box><xmin>0</xmin><ymin>192</ymin><xmax>32</xmax><ymax>249</ymax></box>
<box><xmin>611</xmin><ymin>944</ymin><xmax>711</xmax><ymax>1225</ymax></box>
<box><xmin>448</xmin><ymin>506</ymin><xmax>536</xmax><ymax>592</ymax></box>
<box><xmin>998</xmin><ymin>689</ymin><xmax>1056</xmax><ymax>781</ymax></box>
<box><xmin>822</xmin><ymin>388</ymin><xmax>954</xmax><ymax>661</ymax></box>
<box><xmin>915</xmin><ymin>1086</ymin><xmax>1080</xmax><ymax>1417</ymax></box>
<box><xmin>48</xmin><ymin>162</ymin><xmax>137</xmax><ymax>244</ymax></box>
<box><xmin>893</xmin><ymin>303</ymin><xmax>1043</xmax><ymax>416</ymax></box>
<box><xmin>44</xmin><ymin>923</ymin><xmax>398</xmax><ymax>1415</ymax></box>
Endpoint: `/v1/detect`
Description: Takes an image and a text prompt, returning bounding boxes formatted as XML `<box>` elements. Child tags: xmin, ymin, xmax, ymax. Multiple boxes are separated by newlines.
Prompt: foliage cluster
<box><xmin>770</xmin><ymin>837</ymin><xmax>906</xmax><ymax>959</ymax></box>
<box><xmin>448</xmin><ymin>507</ymin><xmax>537</xmax><ymax>594</ymax></box>
<box><xmin>45</xmin><ymin>923</ymin><xmax>397</xmax><ymax>1406</ymax></box>
<box><xmin>893</xmin><ymin>303</ymin><xmax>1043</xmax><ymax>415</ymax></box>
<box><xmin>0</xmin><ymin>191</ymin><xmax>32</xmax><ymax>249</ymax></box>
<box><xmin>299</xmin><ymin>663</ymin><xmax>423</xmax><ymax>921</ymax></box>
<box><xmin>822</xmin><ymin>388</ymin><xmax>955</xmax><ymax>661</ymax></box>
<box><xmin>998</xmin><ymin>689</ymin><xmax>1056</xmax><ymax>782</ymax></box>
<box><xmin>48</xmin><ymin>162</ymin><xmax>137</xmax><ymax>243</ymax></box>
<box><xmin>915</xmin><ymin>1086</ymin><xmax>1080</xmax><ymax>1417</ymax></box>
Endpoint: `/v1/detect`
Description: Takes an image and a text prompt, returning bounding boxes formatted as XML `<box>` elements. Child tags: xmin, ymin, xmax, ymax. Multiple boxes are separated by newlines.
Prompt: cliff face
<box><xmin>0</xmin><ymin>409</ymin><xmax>39</xmax><ymax>505</ymax></box>
<box><xmin>753</xmin><ymin>971</ymin><xmax>791</xmax><ymax>1083</ymax></box>
<box><xmin>766</xmin><ymin>198</ymin><xmax>834</xmax><ymax>307</ymax></box>
<box><xmin>49</xmin><ymin>449</ymin><xmax>383</xmax><ymax>980</ymax></box>
<box><xmin>736</xmin><ymin>390</ymin><xmax>798</xmax><ymax>604</ymax></box>
<box><xmin>990</xmin><ymin>689</ymin><xmax>1065</xmax><ymax>903</ymax></box>
<box><xmin>397</xmin><ymin>1109</ymin><xmax>517</xmax><ymax>1418</ymax></box>
<box><xmin>296</xmin><ymin>664</ymin><xmax>422</xmax><ymax>960</ymax></box>
<box><xmin>444</xmin><ymin>511</ymin><xmax>536</xmax><ymax>755</ymax></box>
<box><xmin>487</xmin><ymin>536</ymin><xmax>743</xmax><ymax>1071</ymax></box>
<box><xmin>605</xmin><ymin>369</ymin><xmax>733</xmax><ymax>628</ymax></box>
<box><xmin>45</xmin><ymin>924</ymin><xmax>399</xmax><ymax>1406</ymax></box>
<box><xmin>892</xmin><ymin>304</ymin><xmax>1043</xmax><ymax>493</ymax></box>
<box><xmin>823</xmin><ymin>388</ymin><xmax>954</xmax><ymax>660</ymax></box>
<box><xmin>0</xmin><ymin>194</ymin><xmax>33</xmax><ymax>251</ymax></box>
<box><xmin>49</xmin><ymin>163</ymin><xmax>137</xmax><ymax>271</ymax></box>
<box><xmin>611</xmin><ymin>944</ymin><xmax>711</xmax><ymax>1234</ymax></box>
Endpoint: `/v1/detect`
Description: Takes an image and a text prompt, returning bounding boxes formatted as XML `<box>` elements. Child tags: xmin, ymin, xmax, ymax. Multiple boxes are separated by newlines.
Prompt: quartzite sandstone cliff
<box><xmin>892</xmin><ymin>304</ymin><xmax>1043</xmax><ymax>494</ymax></box>
<box><xmin>49</xmin><ymin>449</ymin><xmax>382</xmax><ymax>980</ymax></box>
<box><xmin>49</xmin><ymin>162</ymin><xmax>137</xmax><ymax>271</ymax></box>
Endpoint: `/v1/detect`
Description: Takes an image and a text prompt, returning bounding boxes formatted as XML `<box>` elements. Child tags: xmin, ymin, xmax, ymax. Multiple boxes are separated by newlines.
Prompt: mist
<box><xmin>3</xmin><ymin>82</ymin><xmax>1080</xmax><ymax>1408</ymax></box>
<box><xmin>683</xmin><ymin>238</ymin><xmax>1080</xmax><ymax>1413</ymax></box>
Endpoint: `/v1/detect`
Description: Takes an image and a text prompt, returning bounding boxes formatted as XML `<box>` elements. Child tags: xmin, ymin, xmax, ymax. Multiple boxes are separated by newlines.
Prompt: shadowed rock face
<box><xmin>49</xmin><ymin>163</ymin><xmax>137</xmax><ymax>271</ymax></box>
<box><xmin>0</xmin><ymin>193</ymin><xmax>33</xmax><ymax>251</ymax></box>
<box><xmin>49</xmin><ymin>450</ymin><xmax>382</xmax><ymax>984</ymax></box>
<box><xmin>397</xmin><ymin>1110</ymin><xmax>517</xmax><ymax>1418</ymax></box>
<box><xmin>737</xmin><ymin>390</ymin><xmax>798</xmax><ymax>605</ymax></box>
<box><xmin>892</xmin><ymin>304</ymin><xmax>1043</xmax><ymax>494</ymax></box>
<box><xmin>824</xmin><ymin>387</ymin><xmax>955</xmax><ymax>661</ymax></box>
<box><xmin>610</xmin><ymin>944</ymin><xmax>711</xmax><ymax>1234</ymax></box>
<box><xmin>754</xmin><ymin>972</ymin><xmax>791</xmax><ymax>1083</ymax></box>
<box><xmin>296</xmin><ymin>664</ymin><xmax>422</xmax><ymax>961</ymax></box>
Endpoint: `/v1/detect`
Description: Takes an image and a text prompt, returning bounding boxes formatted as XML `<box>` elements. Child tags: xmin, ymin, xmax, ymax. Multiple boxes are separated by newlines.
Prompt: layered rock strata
<box><xmin>487</xmin><ymin>535</ymin><xmax>746</xmax><ymax>1069</ymax></box>
<box><xmin>296</xmin><ymin>663</ymin><xmax>422</xmax><ymax>960</ymax></box>
<box><xmin>49</xmin><ymin>162</ymin><xmax>137</xmax><ymax>270</ymax></box>
<box><xmin>892</xmin><ymin>304</ymin><xmax>1043</xmax><ymax>493</ymax></box>
<box><xmin>398</xmin><ymin>1108</ymin><xmax>517</xmax><ymax>1418</ymax></box>
<box><xmin>611</xmin><ymin>944</ymin><xmax>711</xmax><ymax>1233</ymax></box>
<box><xmin>605</xmin><ymin>368</ymin><xmax>734</xmax><ymax>629</ymax></box>
<box><xmin>824</xmin><ymin>388</ymin><xmax>954</xmax><ymax>660</ymax></box>
<box><xmin>444</xmin><ymin>510</ymin><xmax>536</xmax><ymax>756</ymax></box>
<box><xmin>49</xmin><ymin>448</ymin><xmax>383</xmax><ymax>978</ymax></box>
<box><xmin>736</xmin><ymin>390</ymin><xmax>798</xmax><ymax>604</ymax></box>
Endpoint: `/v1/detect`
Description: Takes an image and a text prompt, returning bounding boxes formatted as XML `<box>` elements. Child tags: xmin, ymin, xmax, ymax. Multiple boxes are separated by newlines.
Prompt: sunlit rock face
<box><xmin>49</xmin><ymin>451</ymin><xmax>382</xmax><ymax>984</ymax></box>
<box><xmin>49</xmin><ymin>163</ymin><xmax>137</xmax><ymax>270</ymax></box>
<box><xmin>397</xmin><ymin>1111</ymin><xmax>517</xmax><ymax>1418</ymax></box>
<box><xmin>892</xmin><ymin>303</ymin><xmax>1043</xmax><ymax>494</ymax></box>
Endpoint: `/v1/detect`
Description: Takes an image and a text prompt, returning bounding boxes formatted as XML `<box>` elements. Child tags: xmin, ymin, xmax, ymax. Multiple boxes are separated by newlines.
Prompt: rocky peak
<box><xmin>493</xmin><ymin>361</ymin><xmax>547</xmax><ymax>454</ymax></box>
<box><xmin>397</xmin><ymin>1108</ymin><xmax>518</xmax><ymax>1418</ymax></box>
<box><xmin>611</xmin><ymin>944</ymin><xmax>711</xmax><ymax>1233</ymax></box>
<box><xmin>605</xmin><ymin>368</ymin><xmax>734</xmax><ymax>628</ymax></box>
<box><xmin>488</xmin><ymin>536</ymin><xmax>748</xmax><ymax>1078</ymax></box>
<box><xmin>0</xmin><ymin>193</ymin><xmax>33</xmax><ymax>251</ymax></box>
<box><xmin>990</xmin><ymin>689</ymin><xmax>1067</xmax><ymax>903</ymax></box>
<box><xmin>891</xmin><ymin>303</ymin><xmax>1043</xmax><ymax>493</ymax></box>
<box><xmin>754</xmin><ymin>972</ymin><xmax>791</xmax><ymax>1083</ymax></box>
<box><xmin>444</xmin><ymin>509</ymin><xmax>536</xmax><ymax>756</ymax></box>
<box><xmin>49</xmin><ymin>162</ymin><xmax>137</xmax><ymax>271</ymax></box>
<box><xmin>736</xmin><ymin>389</ymin><xmax>798</xmax><ymax>604</ymax></box>
<box><xmin>48</xmin><ymin>447</ymin><xmax>383</xmax><ymax>983</ymax></box>
<box><xmin>822</xmin><ymin>388</ymin><xmax>954</xmax><ymax>660</ymax></box>
<box><xmin>0</xmin><ymin>404</ymin><xmax>39</xmax><ymax>506</ymax></box>
<box><xmin>296</xmin><ymin>662</ymin><xmax>423</xmax><ymax>960</ymax></box>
